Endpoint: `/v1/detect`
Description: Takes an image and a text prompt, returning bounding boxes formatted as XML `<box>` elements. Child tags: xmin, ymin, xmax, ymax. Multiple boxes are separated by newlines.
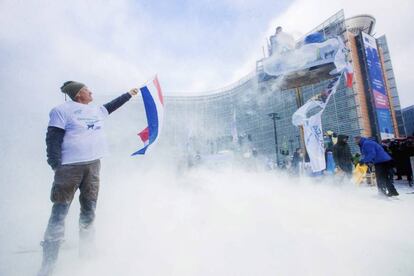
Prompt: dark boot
<box><xmin>388</xmin><ymin>190</ymin><xmax>399</xmax><ymax>197</ymax></box>
<box><xmin>386</xmin><ymin>184</ymin><xmax>399</xmax><ymax>197</ymax></box>
<box><xmin>37</xmin><ymin>240</ymin><xmax>61</xmax><ymax>276</ymax></box>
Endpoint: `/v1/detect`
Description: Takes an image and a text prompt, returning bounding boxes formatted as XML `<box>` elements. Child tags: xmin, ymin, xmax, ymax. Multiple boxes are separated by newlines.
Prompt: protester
<box><xmin>407</xmin><ymin>137</ymin><xmax>414</xmax><ymax>184</ymax></box>
<box><xmin>386</xmin><ymin>139</ymin><xmax>413</xmax><ymax>186</ymax></box>
<box><xmin>291</xmin><ymin>148</ymin><xmax>302</xmax><ymax>174</ymax></box>
<box><xmin>324</xmin><ymin>131</ymin><xmax>336</xmax><ymax>170</ymax></box>
<box><xmin>38</xmin><ymin>81</ymin><xmax>138</xmax><ymax>276</ymax></box>
<box><xmin>269</xmin><ymin>26</ymin><xmax>295</xmax><ymax>56</ymax></box>
<box><xmin>389</xmin><ymin>140</ymin><xmax>403</xmax><ymax>180</ymax></box>
<box><xmin>333</xmin><ymin>135</ymin><xmax>353</xmax><ymax>176</ymax></box>
<box><xmin>401</xmin><ymin>141</ymin><xmax>413</xmax><ymax>185</ymax></box>
<box><xmin>354</xmin><ymin>136</ymin><xmax>399</xmax><ymax>197</ymax></box>
<box><xmin>303</xmin><ymin>150</ymin><xmax>313</xmax><ymax>175</ymax></box>
<box><xmin>326</xmin><ymin>151</ymin><xmax>336</xmax><ymax>174</ymax></box>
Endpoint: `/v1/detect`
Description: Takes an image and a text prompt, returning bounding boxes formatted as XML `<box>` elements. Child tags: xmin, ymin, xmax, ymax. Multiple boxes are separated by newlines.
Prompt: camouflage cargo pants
<box><xmin>43</xmin><ymin>160</ymin><xmax>100</xmax><ymax>242</ymax></box>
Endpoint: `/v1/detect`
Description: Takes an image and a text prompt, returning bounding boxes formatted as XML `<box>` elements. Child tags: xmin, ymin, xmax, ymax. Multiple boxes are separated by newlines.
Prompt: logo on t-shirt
<box><xmin>77</xmin><ymin>117</ymin><xmax>101</xmax><ymax>130</ymax></box>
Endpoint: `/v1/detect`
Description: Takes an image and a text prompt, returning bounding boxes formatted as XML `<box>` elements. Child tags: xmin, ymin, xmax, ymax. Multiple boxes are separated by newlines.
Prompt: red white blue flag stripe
<box><xmin>132</xmin><ymin>76</ymin><xmax>164</xmax><ymax>155</ymax></box>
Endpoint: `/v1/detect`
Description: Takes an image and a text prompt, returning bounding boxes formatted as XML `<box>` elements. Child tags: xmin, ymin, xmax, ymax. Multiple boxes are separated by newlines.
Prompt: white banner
<box><xmin>292</xmin><ymin>74</ymin><xmax>342</xmax><ymax>172</ymax></box>
<box><xmin>303</xmin><ymin>111</ymin><xmax>326</xmax><ymax>172</ymax></box>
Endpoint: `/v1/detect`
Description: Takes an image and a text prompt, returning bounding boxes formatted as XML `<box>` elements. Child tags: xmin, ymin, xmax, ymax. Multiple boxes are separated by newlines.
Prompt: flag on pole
<box><xmin>345</xmin><ymin>65</ymin><xmax>354</xmax><ymax>88</ymax></box>
<box><xmin>291</xmin><ymin>34</ymin><xmax>352</xmax><ymax>173</ymax></box>
<box><xmin>292</xmin><ymin>73</ymin><xmax>343</xmax><ymax>173</ymax></box>
<box><xmin>132</xmin><ymin>76</ymin><xmax>164</xmax><ymax>155</ymax></box>
<box><xmin>303</xmin><ymin>111</ymin><xmax>326</xmax><ymax>172</ymax></box>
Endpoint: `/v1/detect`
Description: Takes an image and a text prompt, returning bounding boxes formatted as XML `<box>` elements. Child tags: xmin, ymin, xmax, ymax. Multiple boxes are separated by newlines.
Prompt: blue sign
<box><xmin>362</xmin><ymin>32</ymin><xmax>394</xmax><ymax>139</ymax></box>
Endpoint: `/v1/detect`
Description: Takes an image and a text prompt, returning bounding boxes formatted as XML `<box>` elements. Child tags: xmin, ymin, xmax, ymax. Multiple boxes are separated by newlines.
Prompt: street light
<box><xmin>268</xmin><ymin>112</ymin><xmax>281</xmax><ymax>167</ymax></box>
<box><xmin>289</xmin><ymin>139</ymin><xmax>294</xmax><ymax>155</ymax></box>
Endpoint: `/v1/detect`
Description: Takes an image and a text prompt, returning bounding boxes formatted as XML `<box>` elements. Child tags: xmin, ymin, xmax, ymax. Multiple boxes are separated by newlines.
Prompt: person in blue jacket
<box><xmin>354</xmin><ymin>136</ymin><xmax>399</xmax><ymax>196</ymax></box>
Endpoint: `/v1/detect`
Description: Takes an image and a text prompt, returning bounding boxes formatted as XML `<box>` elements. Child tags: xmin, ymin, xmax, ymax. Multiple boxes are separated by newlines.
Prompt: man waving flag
<box><xmin>132</xmin><ymin>76</ymin><xmax>164</xmax><ymax>155</ymax></box>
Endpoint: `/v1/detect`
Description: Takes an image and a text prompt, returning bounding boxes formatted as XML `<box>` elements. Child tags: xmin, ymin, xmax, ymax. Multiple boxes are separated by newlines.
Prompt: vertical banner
<box><xmin>287</xmin><ymin>34</ymin><xmax>352</xmax><ymax>173</ymax></box>
<box><xmin>303</xmin><ymin>111</ymin><xmax>326</xmax><ymax>172</ymax></box>
<box><xmin>292</xmin><ymin>75</ymin><xmax>342</xmax><ymax>173</ymax></box>
<box><xmin>361</xmin><ymin>32</ymin><xmax>395</xmax><ymax>140</ymax></box>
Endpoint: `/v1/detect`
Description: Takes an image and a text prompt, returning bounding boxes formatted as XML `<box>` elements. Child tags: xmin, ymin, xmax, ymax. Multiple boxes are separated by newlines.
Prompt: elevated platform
<box><xmin>257</xmin><ymin>37</ymin><xmax>344</xmax><ymax>89</ymax></box>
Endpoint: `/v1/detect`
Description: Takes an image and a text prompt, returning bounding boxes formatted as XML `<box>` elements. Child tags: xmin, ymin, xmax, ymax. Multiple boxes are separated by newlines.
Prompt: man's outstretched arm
<box><xmin>103</xmin><ymin>88</ymin><xmax>138</xmax><ymax>114</ymax></box>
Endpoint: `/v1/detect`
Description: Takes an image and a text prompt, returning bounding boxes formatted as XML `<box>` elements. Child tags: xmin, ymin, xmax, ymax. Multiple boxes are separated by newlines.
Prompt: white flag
<box><xmin>292</xmin><ymin>74</ymin><xmax>342</xmax><ymax>172</ymax></box>
<box><xmin>303</xmin><ymin>112</ymin><xmax>326</xmax><ymax>172</ymax></box>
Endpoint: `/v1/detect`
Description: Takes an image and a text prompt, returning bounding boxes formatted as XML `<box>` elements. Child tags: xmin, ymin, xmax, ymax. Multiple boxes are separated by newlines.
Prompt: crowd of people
<box><xmin>287</xmin><ymin>132</ymin><xmax>414</xmax><ymax>197</ymax></box>
<box><xmin>184</xmin><ymin>130</ymin><xmax>414</xmax><ymax>198</ymax></box>
<box><xmin>383</xmin><ymin>138</ymin><xmax>414</xmax><ymax>186</ymax></box>
<box><xmin>322</xmin><ymin>133</ymin><xmax>413</xmax><ymax>196</ymax></box>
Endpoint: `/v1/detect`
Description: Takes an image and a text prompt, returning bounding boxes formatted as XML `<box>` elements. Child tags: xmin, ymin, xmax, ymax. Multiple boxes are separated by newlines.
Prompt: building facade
<box><xmin>403</xmin><ymin>105</ymin><xmax>414</xmax><ymax>136</ymax></box>
<box><xmin>160</xmin><ymin>10</ymin><xmax>403</xmax><ymax>165</ymax></box>
<box><xmin>377</xmin><ymin>35</ymin><xmax>406</xmax><ymax>136</ymax></box>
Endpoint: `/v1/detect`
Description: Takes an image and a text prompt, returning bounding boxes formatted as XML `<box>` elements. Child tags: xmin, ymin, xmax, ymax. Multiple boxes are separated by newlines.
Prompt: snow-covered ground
<box><xmin>0</xmin><ymin>94</ymin><xmax>413</xmax><ymax>276</ymax></box>
<box><xmin>1</xmin><ymin>156</ymin><xmax>414</xmax><ymax>275</ymax></box>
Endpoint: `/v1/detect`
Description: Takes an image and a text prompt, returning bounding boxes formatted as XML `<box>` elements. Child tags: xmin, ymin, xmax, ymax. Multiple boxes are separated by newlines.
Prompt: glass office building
<box><xmin>160</xmin><ymin>10</ymin><xmax>403</xmax><ymax>165</ymax></box>
<box><xmin>402</xmin><ymin>106</ymin><xmax>414</xmax><ymax>137</ymax></box>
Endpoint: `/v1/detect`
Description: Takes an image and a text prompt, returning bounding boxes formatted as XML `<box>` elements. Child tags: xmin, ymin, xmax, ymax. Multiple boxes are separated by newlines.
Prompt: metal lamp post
<box><xmin>268</xmin><ymin>112</ymin><xmax>281</xmax><ymax>167</ymax></box>
<box><xmin>289</xmin><ymin>139</ymin><xmax>294</xmax><ymax>155</ymax></box>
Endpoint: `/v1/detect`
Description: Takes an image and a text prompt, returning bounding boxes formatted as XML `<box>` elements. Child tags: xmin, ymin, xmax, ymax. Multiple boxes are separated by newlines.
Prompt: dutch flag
<box><xmin>132</xmin><ymin>76</ymin><xmax>164</xmax><ymax>155</ymax></box>
<box><xmin>345</xmin><ymin>65</ymin><xmax>353</xmax><ymax>88</ymax></box>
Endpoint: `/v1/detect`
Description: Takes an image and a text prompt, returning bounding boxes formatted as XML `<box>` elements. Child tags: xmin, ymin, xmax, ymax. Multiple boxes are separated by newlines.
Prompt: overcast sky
<box><xmin>1</xmin><ymin>0</ymin><xmax>413</xmax><ymax>107</ymax></box>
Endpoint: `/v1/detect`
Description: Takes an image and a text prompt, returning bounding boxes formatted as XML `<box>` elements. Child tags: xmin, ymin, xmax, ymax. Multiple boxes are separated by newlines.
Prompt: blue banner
<box><xmin>361</xmin><ymin>32</ymin><xmax>394</xmax><ymax>139</ymax></box>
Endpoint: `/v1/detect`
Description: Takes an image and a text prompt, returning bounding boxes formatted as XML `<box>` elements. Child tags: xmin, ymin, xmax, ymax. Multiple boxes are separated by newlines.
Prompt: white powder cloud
<box><xmin>1</xmin><ymin>2</ymin><xmax>414</xmax><ymax>275</ymax></box>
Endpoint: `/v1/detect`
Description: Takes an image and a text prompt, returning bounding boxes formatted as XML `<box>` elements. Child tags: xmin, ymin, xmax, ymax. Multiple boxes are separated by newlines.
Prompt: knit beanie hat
<box><xmin>60</xmin><ymin>81</ymin><xmax>85</xmax><ymax>101</ymax></box>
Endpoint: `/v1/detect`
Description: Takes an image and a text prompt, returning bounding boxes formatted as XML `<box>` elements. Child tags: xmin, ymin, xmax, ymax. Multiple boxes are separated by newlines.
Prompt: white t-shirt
<box><xmin>48</xmin><ymin>101</ymin><xmax>109</xmax><ymax>165</ymax></box>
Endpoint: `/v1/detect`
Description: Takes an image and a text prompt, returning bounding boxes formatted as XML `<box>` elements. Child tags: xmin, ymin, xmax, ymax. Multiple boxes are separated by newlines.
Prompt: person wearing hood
<box><xmin>333</xmin><ymin>135</ymin><xmax>353</xmax><ymax>176</ymax></box>
<box><xmin>354</xmin><ymin>136</ymin><xmax>399</xmax><ymax>197</ymax></box>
